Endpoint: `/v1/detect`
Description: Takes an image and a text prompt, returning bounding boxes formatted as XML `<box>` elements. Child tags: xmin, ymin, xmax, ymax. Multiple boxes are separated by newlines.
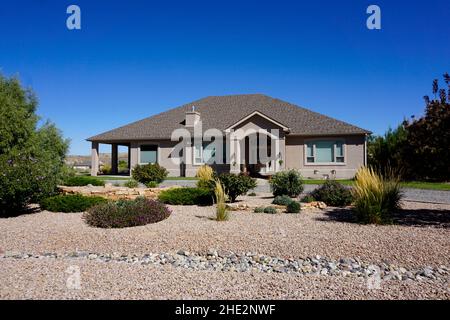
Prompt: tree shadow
<box><xmin>316</xmin><ymin>207</ymin><xmax>450</xmax><ymax>228</ymax></box>
<box><xmin>0</xmin><ymin>205</ymin><xmax>41</xmax><ymax>219</ymax></box>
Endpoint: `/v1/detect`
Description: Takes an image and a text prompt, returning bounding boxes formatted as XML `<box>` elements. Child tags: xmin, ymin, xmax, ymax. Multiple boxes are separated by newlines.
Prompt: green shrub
<box><xmin>218</xmin><ymin>173</ymin><xmax>257</xmax><ymax>202</ymax></box>
<box><xmin>286</xmin><ymin>201</ymin><xmax>301</xmax><ymax>213</ymax></box>
<box><xmin>158</xmin><ymin>187</ymin><xmax>213</xmax><ymax>206</ymax></box>
<box><xmin>83</xmin><ymin>197</ymin><xmax>171</xmax><ymax>228</ymax></box>
<box><xmin>263</xmin><ymin>206</ymin><xmax>277</xmax><ymax>214</ymax></box>
<box><xmin>310</xmin><ymin>180</ymin><xmax>353</xmax><ymax>207</ymax></box>
<box><xmin>352</xmin><ymin>167</ymin><xmax>402</xmax><ymax>224</ymax></box>
<box><xmin>300</xmin><ymin>195</ymin><xmax>315</xmax><ymax>203</ymax></box>
<box><xmin>247</xmin><ymin>192</ymin><xmax>257</xmax><ymax>196</ymax></box>
<box><xmin>132</xmin><ymin>163</ymin><xmax>168</xmax><ymax>184</ymax></box>
<box><xmin>269</xmin><ymin>170</ymin><xmax>304</xmax><ymax>197</ymax></box>
<box><xmin>254</xmin><ymin>206</ymin><xmax>265</xmax><ymax>213</ymax></box>
<box><xmin>63</xmin><ymin>176</ymin><xmax>105</xmax><ymax>187</ymax></box>
<box><xmin>0</xmin><ymin>73</ymin><xmax>70</xmax><ymax>216</ymax></box>
<box><xmin>272</xmin><ymin>195</ymin><xmax>294</xmax><ymax>206</ymax></box>
<box><xmin>40</xmin><ymin>194</ymin><xmax>107</xmax><ymax>213</ymax></box>
<box><xmin>145</xmin><ymin>181</ymin><xmax>159</xmax><ymax>188</ymax></box>
<box><xmin>123</xmin><ymin>180</ymin><xmax>139</xmax><ymax>188</ymax></box>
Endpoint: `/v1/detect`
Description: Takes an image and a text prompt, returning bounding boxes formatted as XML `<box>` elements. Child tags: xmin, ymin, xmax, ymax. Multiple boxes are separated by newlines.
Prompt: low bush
<box><xmin>123</xmin><ymin>180</ymin><xmax>139</xmax><ymax>188</ymax></box>
<box><xmin>254</xmin><ymin>206</ymin><xmax>265</xmax><ymax>213</ymax></box>
<box><xmin>272</xmin><ymin>195</ymin><xmax>294</xmax><ymax>206</ymax></box>
<box><xmin>218</xmin><ymin>173</ymin><xmax>257</xmax><ymax>202</ymax></box>
<box><xmin>269</xmin><ymin>170</ymin><xmax>304</xmax><ymax>197</ymax></box>
<box><xmin>310</xmin><ymin>180</ymin><xmax>353</xmax><ymax>207</ymax></box>
<box><xmin>300</xmin><ymin>195</ymin><xmax>315</xmax><ymax>203</ymax></box>
<box><xmin>40</xmin><ymin>194</ymin><xmax>107</xmax><ymax>212</ymax></box>
<box><xmin>247</xmin><ymin>192</ymin><xmax>257</xmax><ymax>196</ymax></box>
<box><xmin>286</xmin><ymin>201</ymin><xmax>301</xmax><ymax>213</ymax></box>
<box><xmin>352</xmin><ymin>167</ymin><xmax>402</xmax><ymax>224</ymax></box>
<box><xmin>263</xmin><ymin>206</ymin><xmax>277</xmax><ymax>214</ymax></box>
<box><xmin>63</xmin><ymin>176</ymin><xmax>105</xmax><ymax>187</ymax></box>
<box><xmin>145</xmin><ymin>181</ymin><xmax>159</xmax><ymax>188</ymax></box>
<box><xmin>132</xmin><ymin>163</ymin><xmax>168</xmax><ymax>184</ymax></box>
<box><xmin>83</xmin><ymin>197</ymin><xmax>171</xmax><ymax>228</ymax></box>
<box><xmin>158</xmin><ymin>187</ymin><xmax>213</xmax><ymax>206</ymax></box>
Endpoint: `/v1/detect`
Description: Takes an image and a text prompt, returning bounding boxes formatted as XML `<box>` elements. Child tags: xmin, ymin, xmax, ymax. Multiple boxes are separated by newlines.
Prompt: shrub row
<box><xmin>63</xmin><ymin>176</ymin><xmax>105</xmax><ymax>187</ymax></box>
<box><xmin>158</xmin><ymin>187</ymin><xmax>213</xmax><ymax>206</ymax></box>
<box><xmin>40</xmin><ymin>194</ymin><xmax>107</xmax><ymax>212</ymax></box>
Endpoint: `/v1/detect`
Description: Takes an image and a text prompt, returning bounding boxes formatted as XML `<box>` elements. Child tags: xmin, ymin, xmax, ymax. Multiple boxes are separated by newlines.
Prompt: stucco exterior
<box><xmin>285</xmin><ymin>135</ymin><xmax>366</xmax><ymax>179</ymax></box>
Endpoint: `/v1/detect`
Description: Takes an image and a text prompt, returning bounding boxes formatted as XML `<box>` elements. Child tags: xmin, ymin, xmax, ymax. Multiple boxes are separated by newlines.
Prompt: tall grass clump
<box><xmin>352</xmin><ymin>167</ymin><xmax>402</xmax><ymax>224</ymax></box>
<box><xmin>196</xmin><ymin>165</ymin><xmax>215</xmax><ymax>190</ymax></box>
<box><xmin>214</xmin><ymin>179</ymin><xmax>229</xmax><ymax>221</ymax></box>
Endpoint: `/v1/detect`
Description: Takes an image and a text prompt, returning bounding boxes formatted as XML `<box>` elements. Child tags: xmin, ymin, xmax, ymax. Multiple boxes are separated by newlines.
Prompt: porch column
<box><xmin>111</xmin><ymin>143</ymin><xmax>118</xmax><ymax>175</ymax></box>
<box><xmin>127</xmin><ymin>145</ymin><xmax>131</xmax><ymax>174</ymax></box>
<box><xmin>276</xmin><ymin>137</ymin><xmax>286</xmax><ymax>172</ymax></box>
<box><xmin>129</xmin><ymin>142</ymin><xmax>139</xmax><ymax>176</ymax></box>
<box><xmin>230</xmin><ymin>136</ymin><xmax>241</xmax><ymax>174</ymax></box>
<box><xmin>90</xmin><ymin>142</ymin><xmax>99</xmax><ymax>176</ymax></box>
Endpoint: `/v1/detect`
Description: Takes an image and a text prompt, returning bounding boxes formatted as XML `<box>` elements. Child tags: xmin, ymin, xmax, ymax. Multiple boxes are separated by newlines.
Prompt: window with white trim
<box><xmin>306</xmin><ymin>140</ymin><xmax>345</xmax><ymax>164</ymax></box>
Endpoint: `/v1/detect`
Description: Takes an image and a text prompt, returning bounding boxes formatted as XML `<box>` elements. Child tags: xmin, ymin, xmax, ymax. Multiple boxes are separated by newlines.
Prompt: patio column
<box><xmin>129</xmin><ymin>142</ymin><xmax>139</xmax><ymax>175</ymax></box>
<box><xmin>90</xmin><ymin>142</ymin><xmax>99</xmax><ymax>176</ymax></box>
<box><xmin>229</xmin><ymin>136</ymin><xmax>241</xmax><ymax>174</ymax></box>
<box><xmin>111</xmin><ymin>143</ymin><xmax>118</xmax><ymax>175</ymax></box>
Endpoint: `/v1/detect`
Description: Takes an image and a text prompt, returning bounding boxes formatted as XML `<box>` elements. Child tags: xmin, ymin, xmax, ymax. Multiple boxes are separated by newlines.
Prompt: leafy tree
<box><xmin>401</xmin><ymin>73</ymin><xmax>450</xmax><ymax>181</ymax></box>
<box><xmin>368</xmin><ymin>73</ymin><xmax>449</xmax><ymax>181</ymax></box>
<box><xmin>0</xmin><ymin>74</ymin><xmax>69</xmax><ymax>216</ymax></box>
<box><xmin>367</xmin><ymin>125</ymin><xmax>408</xmax><ymax>175</ymax></box>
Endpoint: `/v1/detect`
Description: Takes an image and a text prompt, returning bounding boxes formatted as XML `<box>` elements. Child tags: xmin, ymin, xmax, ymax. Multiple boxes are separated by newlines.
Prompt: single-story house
<box><xmin>87</xmin><ymin>94</ymin><xmax>370</xmax><ymax>179</ymax></box>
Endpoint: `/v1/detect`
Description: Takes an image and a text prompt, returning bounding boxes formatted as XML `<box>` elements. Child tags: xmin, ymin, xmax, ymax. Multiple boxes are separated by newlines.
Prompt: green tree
<box><xmin>367</xmin><ymin>124</ymin><xmax>408</xmax><ymax>175</ymax></box>
<box><xmin>401</xmin><ymin>73</ymin><xmax>450</xmax><ymax>181</ymax></box>
<box><xmin>0</xmin><ymin>74</ymin><xmax>69</xmax><ymax>215</ymax></box>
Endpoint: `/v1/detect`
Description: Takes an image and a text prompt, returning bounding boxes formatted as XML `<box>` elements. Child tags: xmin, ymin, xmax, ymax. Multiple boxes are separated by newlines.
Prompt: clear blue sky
<box><xmin>1</xmin><ymin>0</ymin><xmax>449</xmax><ymax>155</ymax></box>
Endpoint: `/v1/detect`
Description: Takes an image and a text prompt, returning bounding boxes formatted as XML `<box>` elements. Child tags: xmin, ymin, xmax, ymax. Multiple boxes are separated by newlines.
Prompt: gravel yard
<box><xmin>1</xmin><ymin>194</ymin><xmax>449</xmax><ymax>299</ymax></box>
<box><xmin>1</xmin><ymin>258</ymin><xmax>448</xmax><ymax>299</ymax></box>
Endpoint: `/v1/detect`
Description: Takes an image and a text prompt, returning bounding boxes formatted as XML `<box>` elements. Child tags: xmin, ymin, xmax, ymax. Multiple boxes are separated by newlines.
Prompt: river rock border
<box><xmin>1</xmin><ymin>250</ymin><xmax>448</xmax><ymax>282</ymax></box>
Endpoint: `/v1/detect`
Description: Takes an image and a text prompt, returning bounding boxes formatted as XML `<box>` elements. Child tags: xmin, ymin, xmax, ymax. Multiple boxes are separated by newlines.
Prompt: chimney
<box><xmin>185</xmin><ymin>105</ymin><xmax>200</xmax><ymax>127</ymax></box>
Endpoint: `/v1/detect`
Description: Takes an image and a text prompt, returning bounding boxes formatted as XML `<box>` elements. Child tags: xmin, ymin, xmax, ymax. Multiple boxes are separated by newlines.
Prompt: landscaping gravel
<box><xmin>1</xmin><ymin>258</ymin><xmax>448</xmax><ymax>299</ymax></box>
<box><xmin>0</xmin><ymin>198</ymin><xmax>448</xmax><ymax>268</ymax></box>
<box><xmin>0</xmin><ymin>196</ymin><xmax>449</xmax><ymax>299</ymax></box>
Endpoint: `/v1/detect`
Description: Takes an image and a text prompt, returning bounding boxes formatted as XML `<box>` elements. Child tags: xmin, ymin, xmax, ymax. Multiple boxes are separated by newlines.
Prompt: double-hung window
<box><xmin>305</xmin><ymin>140</ymin><xmax>345</xmax><ymax>164</ymax></box>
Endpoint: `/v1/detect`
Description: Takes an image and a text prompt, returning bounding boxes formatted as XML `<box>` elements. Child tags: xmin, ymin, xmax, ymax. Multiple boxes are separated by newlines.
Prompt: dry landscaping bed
<box><xmin>1</xmin><ymin>193</ymin><xmax>449</xmax><ymax>299</ymax></box>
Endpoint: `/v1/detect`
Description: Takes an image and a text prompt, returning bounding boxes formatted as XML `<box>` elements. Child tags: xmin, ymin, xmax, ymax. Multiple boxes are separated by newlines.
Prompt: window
<box><xmin>140</xmin><ymin>145</ymin><xmax>157</xmax><ymax>164</ymax></box>
<box><xmin>305</xmin><ymin>140</ymin><xmax>345</xmax><ymax>164</ymax></box>
<box><xmin>194</xmin><ymin>142</ymin><xmax>222</xmax><ymax>164</ymax></box>
<box><xmin>202</xmin><ymin>142</ymin><xmax>216</xmax><ymax>164</ymax></box>
<box><xmin>194</xmin><ymin>143</ymin><xmax>203</xmax><ymax>165</ymax></box>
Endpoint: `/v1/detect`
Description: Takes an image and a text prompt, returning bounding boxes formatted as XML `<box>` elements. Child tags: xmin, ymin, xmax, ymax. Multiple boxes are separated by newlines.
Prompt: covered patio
<box><xmin>90</xmin><ymin>142</ymin><xmax>131</xmax><ymax>176</ymax></box>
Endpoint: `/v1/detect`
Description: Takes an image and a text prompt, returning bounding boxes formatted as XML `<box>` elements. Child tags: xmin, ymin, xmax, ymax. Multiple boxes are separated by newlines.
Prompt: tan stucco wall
<box><xmin>285</xmin><ymin>135</ymin><xmax>366</xmax><ymax>179</ymax></box>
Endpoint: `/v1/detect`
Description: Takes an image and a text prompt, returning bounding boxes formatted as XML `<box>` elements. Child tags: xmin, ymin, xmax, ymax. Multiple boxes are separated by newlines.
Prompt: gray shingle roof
<box><xmin>87</xmin><ymin>94</ymin><xmax>370</xmax><ymax>142</ymax></box>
